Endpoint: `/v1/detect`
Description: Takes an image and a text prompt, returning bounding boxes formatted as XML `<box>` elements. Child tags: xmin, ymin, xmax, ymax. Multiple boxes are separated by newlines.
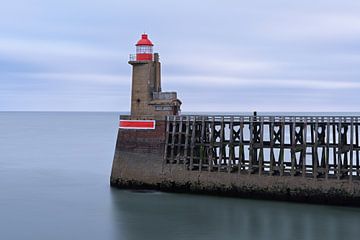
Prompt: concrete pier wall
<box><xmin>110</xmin><ymin>116</ymin><xmax>360</xmax><ymax>206</ymax></box>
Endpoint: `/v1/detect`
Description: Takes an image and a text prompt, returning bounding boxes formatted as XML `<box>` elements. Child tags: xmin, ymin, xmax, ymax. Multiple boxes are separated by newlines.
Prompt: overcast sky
<box><xmin>1</xmin><ymin>0</ymin><xmax>360</xmax><ymax>112</ymax></box>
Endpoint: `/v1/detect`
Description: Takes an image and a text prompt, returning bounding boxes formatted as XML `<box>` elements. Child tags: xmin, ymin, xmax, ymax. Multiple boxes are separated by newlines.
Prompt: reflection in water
<box><xmin>110</xmin><ymin>189</ymin><xmax>360</xmax><ymax>240</ymax></box>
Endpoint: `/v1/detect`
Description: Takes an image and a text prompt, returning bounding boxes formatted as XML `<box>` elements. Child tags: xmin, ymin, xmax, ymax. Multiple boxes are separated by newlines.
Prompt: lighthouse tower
<box><xmin>129</xmin><ymin>34</ymin><xmax>181</xmax><ymax>119</ymax></box>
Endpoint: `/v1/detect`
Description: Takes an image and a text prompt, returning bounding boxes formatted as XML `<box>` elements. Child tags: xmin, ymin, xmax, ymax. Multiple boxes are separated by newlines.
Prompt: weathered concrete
<box><xmin>110</xmin><ymin>118</ymin><xmax>360</xmax><ymax>206</ymax></box>
<box><xmin>129</xmin><ymin>53</ymin><xmax>181</xmax><ymax>120</ymax></box>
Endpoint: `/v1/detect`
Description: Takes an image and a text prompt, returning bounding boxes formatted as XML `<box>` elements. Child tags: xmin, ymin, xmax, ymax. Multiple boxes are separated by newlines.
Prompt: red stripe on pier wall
<box><xmin>119</xmin><ymin>120</ymin><xmax>156</xmax><ymax>129</ymax></box>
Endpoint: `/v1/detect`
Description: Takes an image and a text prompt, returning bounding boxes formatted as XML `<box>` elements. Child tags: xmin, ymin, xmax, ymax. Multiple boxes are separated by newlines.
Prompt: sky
<box><xmin>1</xmin><ymin>0</ymin><xmax>360</xmax><ymax>112</ymax></box>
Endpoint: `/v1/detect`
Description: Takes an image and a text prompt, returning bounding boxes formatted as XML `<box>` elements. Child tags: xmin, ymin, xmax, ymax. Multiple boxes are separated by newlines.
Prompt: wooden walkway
<box><xmin>164</xmin><ymin>115</ymin><xmax>360</xmax><ymax>181</ymax></box>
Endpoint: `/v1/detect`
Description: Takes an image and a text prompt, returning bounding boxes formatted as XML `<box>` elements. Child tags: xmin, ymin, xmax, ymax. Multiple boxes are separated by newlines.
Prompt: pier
<box><xmin>111</xmin><ymin>34</ymin><xmax>360</xmax><ymax>206</ymax></box>
<box><xmin>165</xmin><ymin>115</ymin><xmax>360</xmax><ymax>181</ymax></box>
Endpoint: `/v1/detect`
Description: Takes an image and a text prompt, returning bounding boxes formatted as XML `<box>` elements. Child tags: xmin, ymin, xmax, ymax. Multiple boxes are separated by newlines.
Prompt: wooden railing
<box><xmin>164</xmin><ymin>115</ymin><xmax>360</xmax><ymax>181</ymax></box>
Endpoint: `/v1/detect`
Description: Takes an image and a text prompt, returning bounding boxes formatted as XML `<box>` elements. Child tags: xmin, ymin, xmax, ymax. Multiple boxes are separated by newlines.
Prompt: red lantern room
<box><xmin>135</xmin><ymin>34</ymin><xmax>154</xmax><ymax>61</ymax></box>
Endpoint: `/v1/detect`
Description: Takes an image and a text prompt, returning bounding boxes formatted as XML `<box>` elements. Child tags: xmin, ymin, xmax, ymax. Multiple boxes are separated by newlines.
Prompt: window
<box><xmin>136</xmin><ymin>46</ymin><xmax>153</xmax><ymax>54</ymax></box>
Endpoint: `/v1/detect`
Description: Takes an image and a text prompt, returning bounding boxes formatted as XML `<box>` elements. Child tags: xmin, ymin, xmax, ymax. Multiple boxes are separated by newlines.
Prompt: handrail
<box><xmin>129</xmin><ymin>54</ymin><xmax>154</xmax><ymax>61</ymax></box>
<box><xmin>166</xmin><ymin>115</ymin><xmax>360</xmax><ymax>123</ymax></box>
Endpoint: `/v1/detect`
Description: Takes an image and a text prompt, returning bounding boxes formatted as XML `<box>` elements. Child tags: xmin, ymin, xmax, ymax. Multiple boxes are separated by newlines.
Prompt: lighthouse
<box><xmin>128</xmin><ymin>34</ymin><xmax>181</xmax><ymax>119</ymax></box>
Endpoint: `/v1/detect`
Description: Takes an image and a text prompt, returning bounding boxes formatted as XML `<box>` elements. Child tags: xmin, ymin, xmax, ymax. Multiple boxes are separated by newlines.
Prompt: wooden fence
<box><xmin>164</xmin><ymin>115</ymin><xmax>360</xmax><ymax>181</ymax></box>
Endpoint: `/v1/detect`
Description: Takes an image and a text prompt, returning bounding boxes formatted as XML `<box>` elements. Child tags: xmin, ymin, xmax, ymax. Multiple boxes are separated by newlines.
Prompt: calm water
<box><xmin>1</xmin><ymin>112</ymin><xmax>360</xmax><ymax>240</ymax></box>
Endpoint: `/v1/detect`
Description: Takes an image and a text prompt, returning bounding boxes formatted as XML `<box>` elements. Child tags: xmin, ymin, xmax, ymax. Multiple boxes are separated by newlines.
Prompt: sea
<box><xmin>1</xmin><ymin>111</ymin><xmax>360</xmax><ymax>240</ymax></box>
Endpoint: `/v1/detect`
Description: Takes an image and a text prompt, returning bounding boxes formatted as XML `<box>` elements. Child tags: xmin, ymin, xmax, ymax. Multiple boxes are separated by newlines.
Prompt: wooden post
<box><xmin>170</xmin><ymin>117</ymin><xmax>177</xmax><ymax>163</ymax></box>
<box><xmin>313</xmin><ymin>118</ymin><xmax>319</xmax><ymax>178</ymax></box>
<box><xmin>238</xmin><ymin>117</ymin><xmax>244</xmax><ymax>175</ymax></box>
<box><xmin>350</xmin><ymin>118</ymin><xmax>354</xmax><ymax>182</ymax></box>
<box><xmin>258</xmin><ymin>117</ymin><xmax>264</xmax><ymax>175</ymax></box>
<box><xmin>209</xmin><ymin>117</ymin><xmax>215</xmax><ymax>172</ymax></box>
<box><xmin>332</xmin><ymin>119</ymin><xmax>337</xmax><ymax>177</ymax></box>
<box><xmin>163</xmin><ymin>117</ymin><xmax>171</xmax><ymax>164</ymax></box>
<box><xmin>280</xmin><ymin>117</ymin><xmax>285</xmax><ymax>176</ymax></box>
<box><xmin>356</xmin><ymin>119</ymin><xmax>359</xmax><ymax>177</ymax></box>
<box><xmin>337</xmin><ymin>121</ymin><xmax>342</xmax><ymax>180</ymax></box>
<box><xmin>326</xmin><ymin>120</ymin><xmax>330</xmax><ymax>180</ymax></box>
<box><xmin>199</xmin><ymin>116</ymin><xmax>206</xmax><ymax>172</ymax></box>
<box><xmin>218</xmin><ymin>117</ymin><xmax>225</xmax><ymax>172</ymax></box>
<box><xmin>270</xmin><ymin>117</ymin><xmax>275</xmax><ymax>175</ymax></box>
<box><xmin>302</xmin><ymin>119</ymin><xmax>307</xmax><ymax>177</ymax></box>
<box><xmin>176</xmin><ymin>117</ymin><xmax>183</xmax><ymax>164</ymax></box>
<box><xmin>291</xmin><ymin>119</ymin><xmax>296</xmax><ymax>177</ymax></box>
<box><xmin>190</xmin><ymin>118</ymin><xmax>196</xmax><ymax>170</ymax></box>
<box><xmin>228</xmin><ymin>117</ymin><xmax>234</xmax><ymax>173</ymax></box>
<box><xmin>183</xmin><ymin>118</ymin><xmax>190</xmax><ymax>166</ymax></box>
<box><xmin>249</xmin><ymin>117</ymin><xmax>254</xmax><ymax>174</ymax></box>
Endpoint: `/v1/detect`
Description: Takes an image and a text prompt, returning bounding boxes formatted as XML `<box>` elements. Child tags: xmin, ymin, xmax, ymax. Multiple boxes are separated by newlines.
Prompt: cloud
<box><xmin>263</xmin><ymin>13</ymin><xmax>360</xmax><ymax>41</ymax></box>
<box><xmin>0</xmin><ymin>38</ymin><xmax>129</xmax><ymax>75</ymax></box>
<box><xmin>6</xmin><ymin>72</ymin><xmax>128</xmax><ymax>84</ymax></box>
<box><xmin>167</xmin><ymin>57</ymin><xmax>281</xmax><ymax>76</ymax></box>
<box><xmin>166</xmin><ymin>75</ymin><xmax>360</xmax><ymax>90</ymax></box>
<box><xmin>0</xmin><ymin>38</ymin><xmax>122</xmax><ymax>61</ymax></box>
<box><xmin>1</xmin><ymin>0</ymin><xmax>360</xmax><ymax>111</ymax></box>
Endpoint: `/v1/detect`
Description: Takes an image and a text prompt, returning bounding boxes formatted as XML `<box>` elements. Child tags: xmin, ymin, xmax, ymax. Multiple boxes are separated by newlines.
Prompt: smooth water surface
<box><xmin>1</xmin><ymin>112</ymin><xmax>360</xmax><ymax>240</ymax></box>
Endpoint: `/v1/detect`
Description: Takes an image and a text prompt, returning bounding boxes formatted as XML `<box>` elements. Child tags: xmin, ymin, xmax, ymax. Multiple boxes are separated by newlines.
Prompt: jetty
<box><xmin>111</xmin><ymin>34</ymin><xmax>360</xmax><ymax>206</ymax></box>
